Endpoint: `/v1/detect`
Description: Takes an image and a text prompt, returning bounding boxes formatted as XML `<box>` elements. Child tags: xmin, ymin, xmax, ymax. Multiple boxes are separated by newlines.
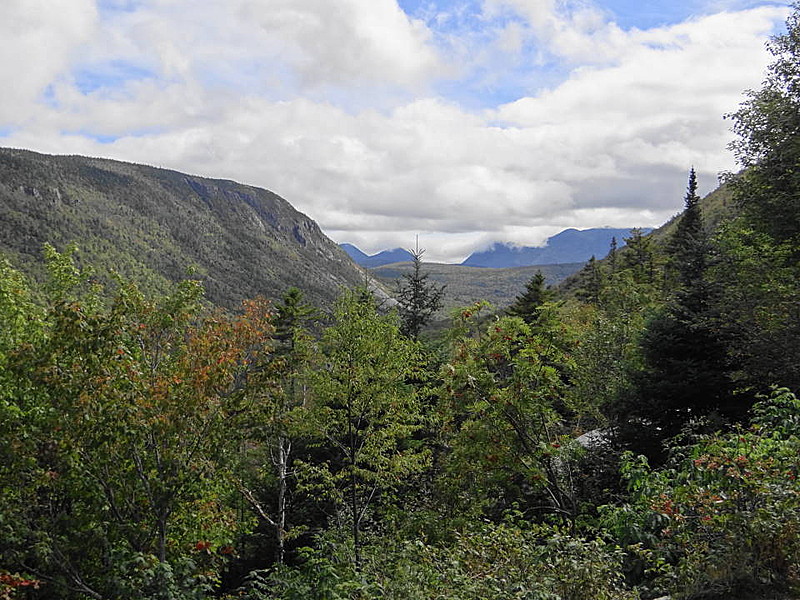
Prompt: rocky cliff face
<box><xmin>0</xmin><ymin>148</ymin><xmax>366</xmax><ymax>308</ymax></box>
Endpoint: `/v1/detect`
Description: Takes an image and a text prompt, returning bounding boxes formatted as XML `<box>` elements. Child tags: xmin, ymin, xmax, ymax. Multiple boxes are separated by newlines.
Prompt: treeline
<box><xmin>1</xmin><ymin>234</ymin><xmax>799</xmax><ymax>599</ymax></box>
<box><xmin>3</xmin><ymin>8</ymin><xmax>800</xmax><ymax>600</ymax></box>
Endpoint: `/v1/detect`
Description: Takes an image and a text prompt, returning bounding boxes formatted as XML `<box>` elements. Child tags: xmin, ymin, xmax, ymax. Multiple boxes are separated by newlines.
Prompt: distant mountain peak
<box><xmin>340</xmin><ymin>243</ymin><xmax>369</xmax><ymax>262</ymax></box>
<box><xmin>339</xmin><ymin>244</ymin><xmax>415</xmax><ymax>268</ymax></box>
<box><xmin>462</xmin><ymin>227</ymin><xmax>651</xmax><ymax>268</ymax></box>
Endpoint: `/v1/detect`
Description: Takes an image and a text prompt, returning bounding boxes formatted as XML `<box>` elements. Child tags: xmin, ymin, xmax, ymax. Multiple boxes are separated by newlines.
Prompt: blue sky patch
<box><xmin>41</xmin><ymin>85</ymin><xmax>59</xmax><ymax>108</ymax></box>
<box><xmin>75</xmin><ymin>61</ymin><xmax>155</xmax><ymax>95</ymax></box>
<box><xmin>98</xmin><ymin>0</ymin><xmax>142</xmax><ymax>17</ymax></box>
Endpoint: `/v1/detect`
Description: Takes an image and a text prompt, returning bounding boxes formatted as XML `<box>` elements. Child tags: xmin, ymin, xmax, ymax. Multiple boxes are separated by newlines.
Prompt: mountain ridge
<box><xmin>340</xmin><ymin>245</ymin><xmax>415</xmax><ymax>267</ymax></box>
<box><xmin>462</xmin><ymin>227</ymin><xmax>651</xmax><ymax>268</ymax></box>
<box><xmin>0</xmin><ymin>147</ymin><xmax>367</xmax><ymax>308</ymax></box>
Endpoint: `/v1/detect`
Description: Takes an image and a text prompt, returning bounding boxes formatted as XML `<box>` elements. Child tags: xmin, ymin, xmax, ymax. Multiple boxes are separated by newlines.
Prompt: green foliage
<box><xmin>610</xmin><ymin>388</ymin><xmax>800</xmax><ymax>598</ymax></box>
<box><xmin>436</xmin><ymin>304</ymin><xmax>584</xmax><ymax>524</ymax></box>
<box><xmin>506</xmin><ymin>270</ymin><xmax>555</xmax><ymax>324</ymax></box>
<box><xmin>0</xmin><ymin>249</ymin><xmax>277</xmax><ymax>598</ymax></box>
<box><xmin>235</xmin><ymin>522</ymin><xmax>636</xmax><ymax>600</ymax></box>
<box><xmin>714</xmin><ymin>3</ymin><xmax>800</xmax><ymax>394</ymax></box>
<box><xmin>667</xmin><ymin>168</ymin><xmax>708</xmax><ymax>292</ymax></box>
<box><xmin>621</xmin><ymin>229</ymin><xmax>657</xmax><ymax>285</ymax></box>
<box><xmin>710</xmin><ymin>219</ymin><xmax>800</xmax><ymax>392</ymax></box>
<box><xmin>624</xmin><ymin>171</ymin><xmax>738</xmax><ymax>455</ymax></box>
<box><xmin>728</xmin><ymin>4</ymin><xmax>800</xmax><ymax>242</ymax></box>
<box><xmin>394</xmin><ymin>244</ymin><xmax>445</xmax><ymax>339</ymax></box>
<box><xmin>233</xmin><ymin>547</ymin><xmax>351</xmax><ymax>600</ymax></box>
<box><xmin>237</xmin><ymin>287</ymin><xmax>320</xmax><ymax>565</ymax></box>
<box><xmin>306</xmin><ymin>290</ymin><xmax>428</xmax><ymax>565</ymax></box>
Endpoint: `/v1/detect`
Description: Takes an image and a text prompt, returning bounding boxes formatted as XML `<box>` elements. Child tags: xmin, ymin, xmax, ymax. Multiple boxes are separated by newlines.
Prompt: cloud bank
<box><xmin>0</xmin><ymin>0</ymin><xmax>787</xmax><ymax>262</ymax></box>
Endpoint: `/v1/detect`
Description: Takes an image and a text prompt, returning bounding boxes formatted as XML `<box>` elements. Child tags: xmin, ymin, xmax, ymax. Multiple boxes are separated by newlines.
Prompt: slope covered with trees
<box><xmin>0</xmin><ymin>149</ymin><xmax>366</xmax><ymax>309</ymax></box>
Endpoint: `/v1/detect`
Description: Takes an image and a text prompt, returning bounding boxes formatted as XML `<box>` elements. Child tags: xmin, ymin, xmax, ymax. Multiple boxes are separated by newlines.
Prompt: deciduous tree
<box><xmin>308</xmin><ymin>291</ymin><xmax>427</xmax><ymax>566</ymax></box>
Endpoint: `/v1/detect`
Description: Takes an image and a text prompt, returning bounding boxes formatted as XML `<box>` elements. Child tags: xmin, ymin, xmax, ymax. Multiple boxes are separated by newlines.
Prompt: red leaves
<box><xmin>193</xmin><ymin>541</ymin><xmax>235</xmax><ymax>555</ymax></box>
<box><xmin>0</xmin><ymin>572</ymin><xmax>41</xmax><ymax>597</ymax></box>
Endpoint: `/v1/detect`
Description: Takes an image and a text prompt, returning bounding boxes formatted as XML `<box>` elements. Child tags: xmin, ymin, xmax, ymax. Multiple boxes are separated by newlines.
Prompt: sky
<box><xmin>0</xmin><ymin>0</ymin><xmax>790</xmax><ymax>263</ymax></box>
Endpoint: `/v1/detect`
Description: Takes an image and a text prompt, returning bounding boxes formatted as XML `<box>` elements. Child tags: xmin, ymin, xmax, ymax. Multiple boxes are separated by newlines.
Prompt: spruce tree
<box><xmin>607</xmin><ymin>236</ymin><xmax>618</xmax><ymax>273</ymax></box>
<box><xmin>575</xmin><ymin>256</ymin><xmax>602</xmax><ymax>305</ymax></box>
<box><xmin>625</xmin><ymin>170</ymin><xmax>734</xmax><ymax>458</ymax></box>
<box><xmin>395</xmin><ymin>240</ymin><xmax>445</xmax><ymax>339</ymax></box>
<box><xmin>667</xmin><ymin>167</ymin><xmax>707</xmax><ymax>296</ymax></box>
<box><xmin>622</xmin><ymin>228</ymin><xmax>656</xmax><ymax>284</ymax></box>
<box><xmin>507</xmin><ymin>270</ymin><xmax>554</xmax><ymax>323</ymax></box>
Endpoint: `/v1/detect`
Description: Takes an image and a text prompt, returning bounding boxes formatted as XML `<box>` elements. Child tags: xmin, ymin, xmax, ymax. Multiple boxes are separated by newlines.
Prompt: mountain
<box><xmin>462</xmin><ymin>228</ymin><xmax>651</xmax><ymax>268</ymax></box>
<box><xmin>0</xmin><ymin>148</ymin><xmax>367</xmax><ymax>309</ymax></box>
<box><xmin>340</xmin><ymin>243</ymin><xmax>369</xmax><ymax>263</ymax></box>
<box><xmin>340</xmin><ymin>245</ymin><xmax>415</xmax><ymax>267</ymax></box>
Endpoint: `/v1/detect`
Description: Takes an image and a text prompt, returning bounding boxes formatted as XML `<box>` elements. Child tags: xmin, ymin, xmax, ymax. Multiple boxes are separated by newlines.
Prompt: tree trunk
<box><xmin>275</xmin><ymin>437</ymin><xmax>290</xmax><ymax>565</ymax></box>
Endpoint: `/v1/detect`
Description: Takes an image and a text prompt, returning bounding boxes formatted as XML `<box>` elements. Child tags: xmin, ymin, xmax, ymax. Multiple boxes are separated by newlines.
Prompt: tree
<box><xmin>566</xmin><ymin>269</ymin><xmax>654</xmax><ymax>422</ymax></box>
<box><xmin>709</xmin><ymin>221</ymin><xmax>800</xmax><ymax>392</ymax></box>
<box><xmin>626</xmin><ymin>171</ymin><xmax>734</xmax><ymax>457</ymax></box>
<box><xmin>728</xmin><ymin>4</ymin><xmax>800</xmax><ymax>243</ymax></box>
<box><xmin>622</xmin><ymin>228</ymin><xmax>656</xmax><ymax>284</ymax></box>
<box><xmin>394</xmin><ymin>240</ymin><xmax>445</xmax><ymax>339</ymax></box>
<box><xmin>309</xmin><ymin>291</ymin><xmax>427</xmax><ymax>566</ymax></box>
<box><xmin>607</xmin><ymin>236</ymin><xmax>619</xmax><ymax>273</ymax></box>
<box><xmin>437</xmin><ymin>306</ymin><xmax>583</xmax><ymax>527</ymax></box>
<box><xmin>716</xmin><ymin>4</ymin><xmax>800</xmax><ymax>392</ymax></box>
<box><xmin>667</xmin><ymin>167</ymin><xmax>707</xmax><ymax>293</ymax></box>
<box><xmin>1</xmin><ymin>248</ymin><xmax>276</xmax><ymax>598</ymax></box>
<box><xmin>238</xmin><ymin>287</ymin><xmax>318</xmax><ymax>566</ymax></box>
<box><xmin>575</xmin><ymin>257</ymin><xmax>602</xmax><ymax>305</ymax></box>
<box><xmin>507</xmin><ymin>270</ymin><xmax>555</xmax><ymax>322</ymax></box>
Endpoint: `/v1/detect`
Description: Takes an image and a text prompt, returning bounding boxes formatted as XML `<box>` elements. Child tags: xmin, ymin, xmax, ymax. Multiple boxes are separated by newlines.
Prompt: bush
<box><xmin>611</xmin><ymin>388</ymin><xmax>800</xmax><ymax>598</ymax></box>
<box><xmin>234</xmin><ymin>522</ymin><xmax>636</xmax><ymax>600</ymax></box>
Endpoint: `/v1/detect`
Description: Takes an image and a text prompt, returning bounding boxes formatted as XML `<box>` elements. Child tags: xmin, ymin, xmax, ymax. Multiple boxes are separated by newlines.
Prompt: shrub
<box><xmin>612</xmin><ymin>388</ymin><xmax>800</xmax><ymax>598</ymax></box>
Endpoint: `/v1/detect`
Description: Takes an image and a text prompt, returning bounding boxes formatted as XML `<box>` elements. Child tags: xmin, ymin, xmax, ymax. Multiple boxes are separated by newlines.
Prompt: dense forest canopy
<box><xmin>2</xmin><ymin>6</ymin><xmax>800</xmax><ymax>600</ymax></box>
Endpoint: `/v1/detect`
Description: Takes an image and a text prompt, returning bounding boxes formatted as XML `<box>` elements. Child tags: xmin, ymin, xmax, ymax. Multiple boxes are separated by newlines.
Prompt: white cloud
<box><xmin>0</xmin><ymin>0</ymin><xmax>97</xmax><ymax>124</ymax></box>
<box><xmin>240</xmin><ymin>0</ymin><xmax>442</xmax><ymax>89</ymax></box>
<box><xmin>0</xmin><ymin>1</ymin><xmax>790</xmax><ymax>263</ymax></box>
<box><xmin>482</xmin><ymin>0</ymin><xmax>633</xmax><ymax>64</ymax></box>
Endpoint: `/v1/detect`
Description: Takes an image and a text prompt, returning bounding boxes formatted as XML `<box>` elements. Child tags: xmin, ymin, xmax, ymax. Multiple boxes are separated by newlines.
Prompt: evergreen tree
<box><xmin>625</xmin><ymin>170</ymin><xmax>734</xmax><ymax>458</ymax></box>
<box><xmin>395</xmin><ymin>240</ymin><xmax>445</xmax><ymax>339</ymax></box>
<box><xmin>607</xmin><ymin>236</ymin><xmax>618</xmax><ymax>273</ymax></box>
<box><xmin>667</xmin><ymin>167</ymin><xmax>708</xmax><ymax>295</ymax></box>
<box><xmin>622</xmin><ymin>228</ymin><xmax>656</xmax><ymax>284</ymax></box>
<box><xmin>575</xmin><ymin>257</ymin><xmax>602</xmax><ymax>305</ymax></box>
<box><xmin>274</xmin><ymin>286</ymin><xmax>317</xmax><ymax>343</ymax></box>
<box><xmin>507</xmin><ymin>270</ymin><xmax>554</xmax><ymax>323</ymax></box>
<box><xmin>241</xmin><ymin>287</ymin><xmax>318</xmax><ymax>565</ymax></box>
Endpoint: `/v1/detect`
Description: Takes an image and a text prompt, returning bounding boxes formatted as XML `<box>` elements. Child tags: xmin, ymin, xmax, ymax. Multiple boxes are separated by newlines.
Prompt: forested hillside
<box><xmin>371</xmin><ymin>260</ymin><xmax>582</xmax><ymax>311</ymax></box>
<box><xmin>2</xmin><ymin>7</ymin><xmax>800</xmax><ymax>600</ymax></box>
<box><xmin>0</xmin><ymin>149</ymin><xmax>366</xmax><ymax>308</ymax></box>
